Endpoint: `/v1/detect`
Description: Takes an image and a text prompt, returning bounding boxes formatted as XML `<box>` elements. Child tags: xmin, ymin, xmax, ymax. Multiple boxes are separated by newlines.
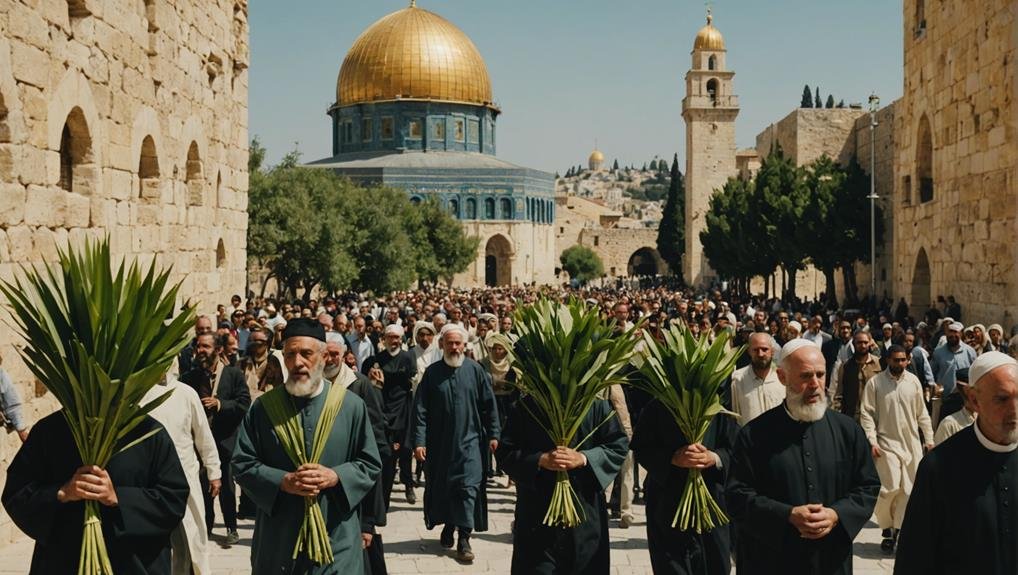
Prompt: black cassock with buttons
<box><xmin>895</xmin><ymin>425</ymin><xmax>1018</xmax><ymax>575</ymax></box>
<box><xmin>725</xmin><ymin>405</ymin><xmax>879</xmax><ymax>575</ymax></box>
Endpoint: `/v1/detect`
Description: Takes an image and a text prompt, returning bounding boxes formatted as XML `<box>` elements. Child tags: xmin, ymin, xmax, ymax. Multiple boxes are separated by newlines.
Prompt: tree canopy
<box><xmin>656</xmin><ymin>153</ymin><xmax>685</xmax><ymax>284</ymax></box>
<box><xmin>560</xmin><ymin>245</ymin><xmax>604</xmax><ymax>284</ymax></box>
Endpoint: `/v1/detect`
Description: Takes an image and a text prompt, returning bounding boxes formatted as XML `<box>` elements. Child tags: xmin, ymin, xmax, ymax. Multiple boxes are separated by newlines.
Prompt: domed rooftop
<box><xmin>337</xmin><ymin>1</ymin><xmax>496</xmax><ymax>109</ymax></box>
<box><xmin>589</xmin><ymin>149</ymin><xmax>605</xmax><ymax>164</ymax></box>
<box><xmin>693</xmin><ymin>10</ymin><xmax>725</xmax><ymax>51</ymax></box>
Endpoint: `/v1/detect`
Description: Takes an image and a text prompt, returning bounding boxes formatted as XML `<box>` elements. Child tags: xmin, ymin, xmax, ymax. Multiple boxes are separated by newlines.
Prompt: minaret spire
<box><xmin>706</xmin><ymin>2</ymin><xmax>713</xmax><ymax>25</ymax></box>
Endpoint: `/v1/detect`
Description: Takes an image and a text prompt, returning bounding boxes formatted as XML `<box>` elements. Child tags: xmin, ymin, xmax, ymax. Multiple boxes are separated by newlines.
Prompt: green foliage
<box><xmin>815</xmin><ymin>86</ymin><xmax>822</xmax><ymax>108</ymax></box>
<box><xmin>801</xmin><ymin>84</ymin><xmax>813</xmax><ymax>108</ymax></box>
<box><xmin>755</xmin><ymin>147</ymin><xmax>809</xmax><ymax>296</ymax></box>
<box><xmin>657</xmin><ymin>153</ymin><xmax>685</xmax><ymax>282</ymax></box>
<box><xmin>508</xmin><ymin>299</ymin><xmax>640</xmax><ymax>527</ymax></box>
<box><xmin>559</xmin><ymin>245</ymin><xmax>604</xmax><ymax>284</ymax></box>
<box><xmin>825</xmin><ymin>94</ymin><xmax>835</xmax><ymax>108</ymax></box>
<box><xmin>612</xmin><ymin>159</ymin><xmax>619</xmax><ymax>172</ymax></box>
<box><xmin>249</xmin><ymin>136</ymin><xmax>266</xmax><ymax>173</ymax></box>
<box><xmin>247</xmin><ymin>144</ymin><xmax>477</xmax><ymax>297</ymax></box>
<box><xmin>0</xmin><ymin>237</ymin><xmax>196</xmax><ymax>575</ymax></box>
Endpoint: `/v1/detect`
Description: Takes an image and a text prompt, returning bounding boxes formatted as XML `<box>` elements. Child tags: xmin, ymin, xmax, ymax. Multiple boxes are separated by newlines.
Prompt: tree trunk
<box><xmin>259</xmin><ymin>271</ymin><xmax>275</xmax><ymax>298</ymax></box>
<box><xmin>823</xmin><ymin>266</ymin><xmax>838</xmax><ymax>306</ymax></box>
<box><xmin>787</xmin><ymin>265</ymin><xmax>798</xmax><ymax>301</ymax></box>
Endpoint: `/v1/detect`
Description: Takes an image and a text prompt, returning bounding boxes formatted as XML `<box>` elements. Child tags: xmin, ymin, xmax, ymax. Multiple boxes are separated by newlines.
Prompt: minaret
<box><xmin>682</xmin><ymin>8</ymin><xmax>739</xmax><ymax>286</ymax></box>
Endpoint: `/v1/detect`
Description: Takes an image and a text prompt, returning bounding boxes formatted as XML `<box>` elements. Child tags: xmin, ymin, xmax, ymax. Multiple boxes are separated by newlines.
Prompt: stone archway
<box><xmin>628</xmin><ymin>247</ymin><xmax>662</xmax><ymax>277</ymax></box>
<box><xmin>484</xmin><ymin>234</ymin><xmax>513</xmax><ymax>286</ymax></box>
<box><xmin>910</xmin><ymin>248</ymin><xmax>931</xmax><ymax>314</ymax></box>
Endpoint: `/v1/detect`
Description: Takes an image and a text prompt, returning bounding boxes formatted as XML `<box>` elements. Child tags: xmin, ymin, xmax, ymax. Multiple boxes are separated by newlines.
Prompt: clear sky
<box><xmin>249</xmin><ymin>0</ymin><xmax>903</xmax><ymax>174</ymax></box>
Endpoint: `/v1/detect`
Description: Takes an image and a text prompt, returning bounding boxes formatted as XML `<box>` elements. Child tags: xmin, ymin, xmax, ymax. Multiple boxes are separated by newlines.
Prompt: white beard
<box><xmin>786</xmin><ymin>386</ymin><xmax>827</xmax><ymax>422</ymax></box>
<box><xmin>444</xmin><ymin>351</ymin><xmax>464</xmax><ymax>368</ymax></box>
<box><xmin>322</xmin><ymin>363</ymin><xmax>341</xmax><ymax>381</ymax></box>
<box><xmin>285</xmin><ymin>363</ymin><xmax>325</xmax><ymax>398</ymax></box>
<box><xmin>387</xmin><ymin>345</ymin><xmax>401</xmax><ymax>356</ymax></box>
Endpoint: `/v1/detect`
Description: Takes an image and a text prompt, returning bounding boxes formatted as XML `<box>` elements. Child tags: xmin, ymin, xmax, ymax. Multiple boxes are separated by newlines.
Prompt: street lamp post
<box><xmin>868</xmin><ymin>93</ymin><xmax>880</xmax><ymax>300</ymax></box>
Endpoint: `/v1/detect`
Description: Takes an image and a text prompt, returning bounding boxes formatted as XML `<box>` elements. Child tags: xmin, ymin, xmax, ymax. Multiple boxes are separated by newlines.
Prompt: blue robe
<box><xmin>410</xmin><ymin>358</ymin><xmax>500</xmax><ymax>531</ymax></box>
<box><xmin>232</xmin><ymin>380</ymin><xmax>382</xmax><ymax>574</ymax></box>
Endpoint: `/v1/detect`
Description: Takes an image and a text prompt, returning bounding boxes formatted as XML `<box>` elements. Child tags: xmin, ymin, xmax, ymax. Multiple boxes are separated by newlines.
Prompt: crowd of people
<box><xmin>2</xmin><ymin>281</ymin><xmax>1018</xmax><ymax>575</ymax></box>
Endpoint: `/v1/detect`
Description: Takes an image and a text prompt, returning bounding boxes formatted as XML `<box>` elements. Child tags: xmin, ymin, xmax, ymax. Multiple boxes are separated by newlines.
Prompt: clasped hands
<box><xmin>58</xmin><ymin>465</ymin><xmax>118</xmax><ymax>507</ymax></box>
<box><xmin>538</xmin><ymin>446</ymin><xmax>586</xmax><ymax>471</ymax></box>
<box><xmin>789</xmin><ymin>504</ymin><xmax>839</xmax><ymax>539</ymax></box>
<box><xmin>281</xmin><ymin>463</ymin><xmax>339</xmax><ymax>497</ymax></box>
<box><xmin>671</xmin><ymin>443</ymin><xmax>717</xmax><ymax>469</ymax></box>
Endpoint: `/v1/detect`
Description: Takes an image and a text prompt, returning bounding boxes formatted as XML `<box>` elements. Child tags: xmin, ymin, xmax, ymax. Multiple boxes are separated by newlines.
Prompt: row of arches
<box><xmin>526</xmin><ymin>197</ymin><xmax>554</xmax><ymax>224</ymax></box>
<box><xmin>446</xmin><ymin>196</ymin><xmax>513</xmax><ymax>221</ymax></box>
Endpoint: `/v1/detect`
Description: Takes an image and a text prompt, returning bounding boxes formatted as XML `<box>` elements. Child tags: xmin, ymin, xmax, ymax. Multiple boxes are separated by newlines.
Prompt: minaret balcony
<box><xmin>682</xmin><ymin>94</ymin><xmax>739</xmax><ymax>110</ymax></box>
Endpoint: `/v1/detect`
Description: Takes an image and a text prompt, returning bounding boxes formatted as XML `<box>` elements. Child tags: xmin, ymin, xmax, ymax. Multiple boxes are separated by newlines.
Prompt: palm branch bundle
<box><xmin>632</xmin><ymin>324</ymin><xmax>743</xmax><ymax>533</ymax></box>
<box><xmin>0</xmin><ymin>238</ymin><xmax>194</xmax><ymax>575</ymax></box>
<box><xmin>508</xmin><ymin>298</ymin><xmax>639</xmax><ymax>528</ymax></box>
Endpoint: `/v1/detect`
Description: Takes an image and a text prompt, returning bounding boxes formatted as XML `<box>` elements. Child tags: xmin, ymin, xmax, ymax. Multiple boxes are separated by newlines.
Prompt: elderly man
<box><xmin>830</xmin><ymin>330</ymin><xmax>882</xmax><ymax>421</ymax></box>
<box><xmin>726</xmin><ymin>340</ymin><xmax>880</xmax><ymax>575</ymax></box>
<box><xmin>232</xmin><ymin>319</ymin><xmax>382</xmax><ymax>574</ymax></box>
<box><xmin>364</xmin><ymin>324</ymin><xmax>418</xmax><ymax>506</ymax></box>
<box><xmin>179</xmin><ymin>315</ymin><xmax>214</xmax><ymax>376</ymax></box>
<box><xmin>859</xmin><ymin>345</ymin><xmax>934</xmax><ymax>554</ymax></box>
<box><xmin>412</xmin><ymin>324</ymin><xmax>500</xmax><ymax>563</ymax></box>
<box><xmin>142</xmin><ymin>376</ymin><xmax>222</xmax><ymax>575</ymax></box>
<box><xmin>731</xmin><ymin>332</ymin><xmax>786</xmax><ymax>426</ymax></box>
<box><xmin>895</xmin><ymin>351</ymin><xmax>1018</xmax><ymax>574</ymax></box>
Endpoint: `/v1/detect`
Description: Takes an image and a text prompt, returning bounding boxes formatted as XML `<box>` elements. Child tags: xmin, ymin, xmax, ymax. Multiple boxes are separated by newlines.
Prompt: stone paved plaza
<box><xmin>0</xmin><ymin>475</ymin><xmax>895</xmax><ymax>574</ymax></box>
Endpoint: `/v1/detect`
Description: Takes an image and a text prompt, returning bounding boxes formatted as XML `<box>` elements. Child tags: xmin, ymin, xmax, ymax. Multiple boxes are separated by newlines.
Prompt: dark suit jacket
<box><xmin>181</xmin><ymin>364</ymin><xmax>250</xmax><ymax>450</ymax></box>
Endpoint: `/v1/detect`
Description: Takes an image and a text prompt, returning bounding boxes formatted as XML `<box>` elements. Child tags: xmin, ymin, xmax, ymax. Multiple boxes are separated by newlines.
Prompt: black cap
<box><xmin>282</xmin><ymin>318</ymin><xmax>326</xmax><ymax>342</ymax></box>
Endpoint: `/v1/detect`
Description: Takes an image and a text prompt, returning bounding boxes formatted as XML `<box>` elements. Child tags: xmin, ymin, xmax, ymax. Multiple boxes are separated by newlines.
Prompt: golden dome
<box><xmin>337</xmin><ymin>3</ymin><xmax>495</xmax><ymax>109</ymax></box>
<box><xmin>693</xmin><ymin>11</ymin><xmax>726</xmax><ymax>51</ymax></box>
<box><xmin>589</xmin><ymin>149</ymin><xmax>605</xmax><ymax>163</ymax></box>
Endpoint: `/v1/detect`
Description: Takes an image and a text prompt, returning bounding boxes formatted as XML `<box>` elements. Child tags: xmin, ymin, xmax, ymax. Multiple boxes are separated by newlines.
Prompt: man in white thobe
<box><xmin>934</xmin><ymin>380</ymin><xmax>977</xmax><ymax>445</ymax></box>
<box><xmin>143</xmin><ymin>375</ymin><xmax>221</xmax><ymax>575</ymax></box>
<box><xmin>730</xmin><ymin>332</ymin><xmax>786</xmax><ymax>426</ymax></box>
<box><xmin>859</xmin><ymin>345</ymin><xmax>934</xmax><ymax>554</ymax></box>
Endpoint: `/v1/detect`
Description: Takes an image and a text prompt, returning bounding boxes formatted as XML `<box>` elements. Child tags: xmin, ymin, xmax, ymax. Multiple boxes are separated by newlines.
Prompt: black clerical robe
<box><xmin>631</xmin><ymin>400</ymin><xmax>738</xmax><ymax>575</ymax></box>
<box><xmin>410</xmin><ymin>358</ymin><xmax>500</xmax><ymax>531</ymax></box>
<box><xmin>497</xmin><ymin>398</ymin><xmax>629</xmax><ymax>575</ymax></box>
<box><xmin>2</xmin><ymin>412</ymin><xmax>189</xmax><ymax>575</ymax></box>
<box><xmin>345</xmin><ymin>370</ymin><xmax>391</xmax><ymax>575</ymax></box>
<box><xmin>895</xmin><ymin>425</ymin><xmax>1018</xmax><ymax>574</ymax></box>
<box><xmin>725</xmin><ymin>405</ymin><xmax>879</xmax><ymax>575</ymax></box>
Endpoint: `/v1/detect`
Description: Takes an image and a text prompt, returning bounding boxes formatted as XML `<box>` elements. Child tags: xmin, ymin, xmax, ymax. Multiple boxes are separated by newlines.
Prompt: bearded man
<box><xmin>896</xmin><ymin>351</ymin><xmax>1018</xmax><ymax>574</ymax></box>
<box><xmin>411</xmin><ymin>324</ymin><xmax>500</xmax><ymax>564</ymax></box>
<box><xmin>830</xmin><ymin>330</ymin><xmax>882</xmax><ymax>421</ymax></box>
<box><xmin>725</xmin><ymin>340</ymin><xmax>880</xmax><ymax>575</ymax></box>
<box><xmin>232</xmin><ymin>319</ymin><xmax>381</xmax><ymax>574</ymax></box>
<box><xmin>859</xmin><ymin>345</ymin><xmax>934</xmax><ymax>553</ymax></box>
<box><xmin>364</xmin><ymin>324</ymin><xmax>418</xmax><ymax>506</ymax></box>
<box><xmin>730</xmin><ymin>332</ymin><xmax>786</xmax><ymax>426</ymax></box>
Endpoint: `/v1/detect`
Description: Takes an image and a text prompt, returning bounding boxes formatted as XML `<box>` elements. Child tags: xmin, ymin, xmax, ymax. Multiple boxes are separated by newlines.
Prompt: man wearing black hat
<box><xmin>232</xmin><ymin>318</ymin><xmax>382</xmax><ymax>574</ymax></box>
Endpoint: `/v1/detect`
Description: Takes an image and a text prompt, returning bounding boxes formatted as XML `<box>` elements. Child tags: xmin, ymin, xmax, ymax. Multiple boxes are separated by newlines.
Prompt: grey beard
<box><xmin>387</xmin><ymin>345</ymin><xmax>401</xmax><ymax>356</ymax></box>
<box><xmin>323</xmin><ymin>363</ymin><xmax>341</xmax><ymax>381</ymax></box>
<box><xmin>444</xmin><ymin>351</ymin><xmax>464</xmax><ymax>368</ymax></box>
<box><xmin>285</xmin><ymin>363</ymin><xmax>326</xmax><ymax>398</ymax></box>
<box><xmin>786</xmin><ymin>386</ymin><xmax>827</xmax><ymax>422</ymax></box>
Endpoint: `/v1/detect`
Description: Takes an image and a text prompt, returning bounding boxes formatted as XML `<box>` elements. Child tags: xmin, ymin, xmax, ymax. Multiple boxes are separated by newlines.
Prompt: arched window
<box><xmin>410</xmin><ymin>195</ymin><xmax>422</xmax><ymax>204</ymax></box>
<box><xmin>216</xmin><ymin>238</ymin><xmax>226</xmax><ymax>269</ymax></box>
<box><xmin>0</xmin><ymin>93</ymin><xmax>9</xmax><ymax>144</ymax></box>
<box><xmin>138</xmin><ymin>135</ymin><xmax>160</xmax><ymax>200</ymax></box>
<box><xmin>59</xmin><ymin>107</ymin><xmax>94</xmax><ymax>194</ymax></box>
<box><xmin>915</xmin><ymin>0</ymin><xmax>926</xmax><ymax>37</ymax></box>
<box><xmin>465</xmin><ymin>197</ymin><xmax>477</xmax><ymax>219</ymax></box>
<box><xmin>499</xmin><ymin>197</ymin><xmax>513</xmax><ymax>220</ymax></box>
<box><xmin>186</xmin><ymin>141</ymin><xmax>204</xmax><ymax>206</ymax></box>
<box><xmin>142</xmin><ymin>0</ymin><xmax>158</xmax><ymax>56</ymax></box>
<box><xmin>917</xmin><ymin>114</ymin><xmax>933</xmax><ymax>203</ymax></box>
<box><xmin>215</xmin><ymin>170</ymin><xmax>223</xmax><ymax>208</ymax></box>
<box><xmin>538</xmin><ymin>200</ymin><xmax>545</xmax><ymax>223</ymax></box>
<box><xmin>448</xmin><ymin>198</ymin><xmax>460</xmax><ymax>218</ymax></box>
<box><xmin>708</xmin><ymin>55</ymin><xmax>717</xmax><ymax>71</ymax></box>
<box><xmin>706</xmin><ymin>79</ymin><xmax>719</xmax><ymax>103</ymax></box>
<box><xmin>484</xmin><ymin>197</ymin><xmax>495</xmax><ymax>219</ymax></box>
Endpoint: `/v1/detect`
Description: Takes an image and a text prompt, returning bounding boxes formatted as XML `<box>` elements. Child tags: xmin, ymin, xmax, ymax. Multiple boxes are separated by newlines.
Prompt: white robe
<box><xmin>730</xmin><ymin>364</ymin><xmax>785</xmax><ymax>426</ymax></box>
<box><xmin>934</xmin><ymin>407</ymin><xmax>976</xmax><ymax>446</ymax></box>
<box><xmin>143</xmin><ymin>378</ymin><xmax>221</xmax><ymax>575</ymax></box>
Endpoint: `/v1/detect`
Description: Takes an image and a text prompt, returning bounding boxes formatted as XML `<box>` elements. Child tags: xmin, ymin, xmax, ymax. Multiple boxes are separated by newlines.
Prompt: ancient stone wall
<box><xmin>0</xmin><ymin>0</ymin><xmax>250</xmax><ymax>544</ymax></box>
<box><xmin>755</xmin><ymin>108</ymin><xmax>866</xmax><ymax>167</ymax></box>
<box><xmin>575</xmin><ymin>227</ymin><xmax>667</xmax><ymax>279</ymax></box>
<box><xmin>453</xmin><ymin>220</ymin><xmax>557</xmax><ymax>287</ymax></box>
<box><xmin>893</xmin><ymin>0</ymin><xmax>1017</xmax><ymax>326</ymax></box>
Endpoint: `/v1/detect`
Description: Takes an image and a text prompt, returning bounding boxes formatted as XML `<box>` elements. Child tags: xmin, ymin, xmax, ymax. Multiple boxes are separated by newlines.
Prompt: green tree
<box><xmin>799</xmin><ymin>155</ymin><xmax>846</xmax><ymax>303</ymax></box>
<box><xmin>408</xmin><ymin>198</ymin><xmax>480</xmax><ymax>286</ymax></box>
<box><xmin>814</xmin><ymin>86</ymin><xmax>822</xmax><ymax>108</ymax></box>
<box><xmin>656</xmin><ymin>153</ymin><xmax>685</xmax><ymax>284</ymax></box>
<box><xmin>612</xmin><ymin>159</ymin><xmax>619</xmax><ymax>172</ymax></box>
<box><xmin>701</xmin><ymin>177</ymin><xmax>777</xmax><ymax>296</ymax></box>
<box><xmin>834</xmin><ymin>156</ymin><xmax>884</xmax><ymax>303</ymax></box>
<box><xmin>825</xmin><ymin>94</ymin><xmax>835</xmax><ymax>108</ymax></box>
<box><xmin>801</xmin><ymin>84</ymin><xmax>813</xmax><ymax>108</ymax></box>
<box><xmin>560</xmin><ymin>245</ymin><xmax>604</xmax><ymax>284</ymax></box>
<box><xmin>249</xmin><ymin>136</ymin><xmax>266</xmax><ymax>173</ymax></box>
<box><xmin>755</xmin><ymin>146</ymin><xmax>809</xmax><ymax>298</ymax></box>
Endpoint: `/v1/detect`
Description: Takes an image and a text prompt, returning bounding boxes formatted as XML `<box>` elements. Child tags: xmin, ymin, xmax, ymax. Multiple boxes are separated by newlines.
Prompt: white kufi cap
<box><xmin>968</xmin><ymin>351</ymin><xmax>1018</xmax><ymax>387</ymax></box>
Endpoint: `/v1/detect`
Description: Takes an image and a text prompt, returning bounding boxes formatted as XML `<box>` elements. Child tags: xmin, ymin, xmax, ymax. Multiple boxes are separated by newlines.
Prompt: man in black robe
<box><xmin>411</xmin><ymin>324</ymin><xmax>500</xmax><ymax>563</ymax></box>
<box><xmin>3</xmin><ymin>412</ymin><xmax>189</xmax><ymax>574</ymax></box>
<box><xmin>726</xmin><ymin>339</ymin><xmax>880</xmax><ymax>575</ymax></box>
<box><xmin>631</xmin><ymin>399</ymin><xmax>738</xmax><ymax>575</ymax></box>
<box><xmin>180</xmin><ymin>331</ymin><xmax>250</xmax><ymax>544</ymax></box>
<box><xmin>895</xmin><ymin>351</ymin><xmax>1018</xmax><ymax>574</ymax></box>
<box><xmin>364</xmin><ymin>324</ymin><xmax>417</xmax><ymax>506</ymax></box>
<box><xmin>497</xmin><ymin>396</ymin><xmax>628</xmax><ymax>574</ymax></box>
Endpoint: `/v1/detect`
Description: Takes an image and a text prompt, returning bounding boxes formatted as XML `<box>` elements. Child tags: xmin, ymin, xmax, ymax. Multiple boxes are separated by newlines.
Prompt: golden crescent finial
<box><xmin>706</xmin><ymin>2</ymin><xmax>713</xmax><ymax>25</ymax></box>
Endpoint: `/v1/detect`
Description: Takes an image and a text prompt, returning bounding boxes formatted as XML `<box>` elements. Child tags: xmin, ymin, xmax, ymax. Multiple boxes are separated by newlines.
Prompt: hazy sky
<box><xmin>249</xmin><ymin>0</ymin><xmax>903</xmax><ymax>174</ymax></box>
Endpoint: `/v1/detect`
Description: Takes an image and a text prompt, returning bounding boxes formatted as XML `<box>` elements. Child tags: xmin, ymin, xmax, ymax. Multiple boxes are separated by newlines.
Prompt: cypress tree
<box><xmin>825</xmin><ymin>94</ymin><xmax>835</xmax><ymax>108</ymax></box>
<box><xmin>656</xmin><ymin>153</ymin><xmax>685</xmax><ymax>284</ymax></box>
<box><xmin>801</xmin><ymin>84</ymin><xmax>813</xmax><ymax>108</ymax></box>
<box><xmin>814</xmin><ymin>86</ymin><xmax>822</xmax><ymax>108</ymax></box>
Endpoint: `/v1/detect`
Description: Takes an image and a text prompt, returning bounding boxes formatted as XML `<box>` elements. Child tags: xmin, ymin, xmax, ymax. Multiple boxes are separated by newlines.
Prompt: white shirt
<box><xmin>730</xmin><ymin>364</ymin><xmax>785</xmax><ymax>426</ymax></box>
<box><xmin>934</xmin><ymin>407</ymin><xmax>975</xmax><ymax>446</ymax></box>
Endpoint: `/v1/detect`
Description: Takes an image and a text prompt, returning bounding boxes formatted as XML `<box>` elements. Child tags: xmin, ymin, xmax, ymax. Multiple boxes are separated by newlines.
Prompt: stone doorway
<box><xmin>484</xmin><ymin>234</ymin><xmax>513</xmax><ymax>286</ymax></box>
<box><xmin>911</xmin><ymin>248</ymin><xmax>931</xmax><ymax>314</ymax></box>
<box><xmin>628</xmin><ymin>247</ymin><xmax>662</xmax><ymax>276</ymax></box>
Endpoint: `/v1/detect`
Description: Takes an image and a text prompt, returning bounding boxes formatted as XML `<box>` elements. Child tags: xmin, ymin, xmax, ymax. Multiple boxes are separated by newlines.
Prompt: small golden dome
<box><xmin>337</xmin><ymin>3</ymin><xmax>495</xmax><ymax>108</ymax></box>
<box><xmin>588</xmin><ymin>149</ymin><xmax>605</xmax><ymax>170</ymax></box>
<box><xmin>693</xmin><ymin>11</ymin><xmax>726</xmax><ymax>51</ymax></box>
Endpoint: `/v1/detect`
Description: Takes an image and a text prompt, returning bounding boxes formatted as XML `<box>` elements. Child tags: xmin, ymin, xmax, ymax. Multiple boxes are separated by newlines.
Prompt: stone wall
<box><xmin>576</xmin><ymin>227</ymin><xmax>667</xmax><ymax>278</ymax></box>
<box><xmin>0</xmin><ymin>0</ymin><xmax>249</xmax><ymax>545</ymax></box>
<box><xmin>893</xmin><ymin>0</ymin><xmax>1017</xmax><ymax>326</ymax></box>
<box><xmin>453</xmin><ymin>220</ymin><xmax>557</xmax><ymax>287</ymax></box>
<box><xmin>755</xmin><ymin>108</ymin><xmax>866</xmax><ymax>167</ymax></box>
